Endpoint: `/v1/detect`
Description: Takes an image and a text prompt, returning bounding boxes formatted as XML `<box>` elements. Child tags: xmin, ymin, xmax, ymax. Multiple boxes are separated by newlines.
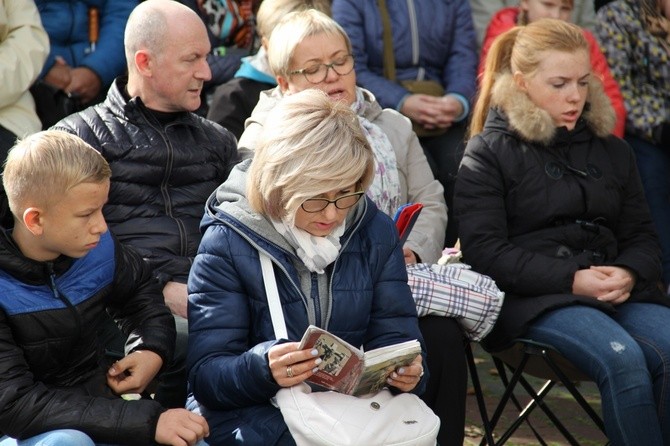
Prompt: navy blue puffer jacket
<box><xmin>186</xmin><ymin>162</ymin><xmax>426</xmax><ymax>445</ymax></box>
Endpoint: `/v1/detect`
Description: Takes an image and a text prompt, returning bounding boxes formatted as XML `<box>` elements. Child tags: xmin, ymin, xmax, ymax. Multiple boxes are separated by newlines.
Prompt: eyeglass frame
<box><xmin>300</xmin><ymin>191</ymin><xmax>365</xmax><ymax>213</ymax></box>
<box><xmin>288</xmin><ymin>54</ymin><xmax>355</xmax><ymax>84</ymax></box>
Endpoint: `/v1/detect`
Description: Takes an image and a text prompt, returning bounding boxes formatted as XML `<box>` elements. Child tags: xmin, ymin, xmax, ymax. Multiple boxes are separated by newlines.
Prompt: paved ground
<box><xmin>462</xmin><ymin>344</ymin><xmax>608</xmax><ymax>446</ymax></box>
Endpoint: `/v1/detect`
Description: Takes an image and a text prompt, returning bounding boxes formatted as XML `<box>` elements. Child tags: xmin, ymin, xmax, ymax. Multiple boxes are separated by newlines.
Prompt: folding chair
<box><xmin>466</xmin><ymin>339</ymin><xmax>608</xmax><ymax>446</ymax></box>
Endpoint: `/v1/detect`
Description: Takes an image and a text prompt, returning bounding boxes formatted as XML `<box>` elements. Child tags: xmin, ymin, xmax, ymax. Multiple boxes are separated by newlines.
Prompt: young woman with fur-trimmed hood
<box><xmin>455</xmin><ymin>19</ymin><xmax>670</xmax><ymax>445</ymax></box>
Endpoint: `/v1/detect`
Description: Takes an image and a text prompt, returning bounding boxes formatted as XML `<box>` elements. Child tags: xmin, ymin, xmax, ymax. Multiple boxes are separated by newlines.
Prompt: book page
<box><xmin>362</xmin><ymin>340</ymin><xmax>421</xmax><ymax>365</ymax></box>
<box><xmin>353</xmin><ymin>341</ymin><xmax>421</xmax><ymax>396</ymax></box>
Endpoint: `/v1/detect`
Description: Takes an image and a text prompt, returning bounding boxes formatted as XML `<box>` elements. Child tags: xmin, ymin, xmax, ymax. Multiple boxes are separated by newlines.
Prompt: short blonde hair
<box><xmin>247</xmin><ymin>89</ymin><xmax>374</xmax><ymax>221</ymax></box>
<box><xmin>267</xmin><ymin>9</ymin><xmax>352</xmax><ymax>78</ymax></box>
<box><xmin>256</xmin><ymin>0</ymin><xmax>331</xmax><ymax>39</ymax></box>
<box><xmin>3</xmin><ymin>130</ymin><xmax>111</xmax><ymax>216</ymax></box>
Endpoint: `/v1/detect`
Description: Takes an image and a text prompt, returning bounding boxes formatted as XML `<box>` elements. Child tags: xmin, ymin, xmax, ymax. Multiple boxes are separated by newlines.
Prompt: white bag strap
<box><xmin>259</xmin><ymin>251</ymin><xmax>288</xmax><ymax>340</ymax></box>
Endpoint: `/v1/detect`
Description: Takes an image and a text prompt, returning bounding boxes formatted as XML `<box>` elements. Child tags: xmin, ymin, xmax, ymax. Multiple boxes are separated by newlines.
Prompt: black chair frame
<box><xmin>466</xmin><ymin>339</ymin><xmax>608</xmax><ymax>446</ymax></box>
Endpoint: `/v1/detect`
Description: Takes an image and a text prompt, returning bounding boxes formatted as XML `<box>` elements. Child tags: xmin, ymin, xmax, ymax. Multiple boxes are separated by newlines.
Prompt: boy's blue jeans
<box><xmin>526</xmin><ymin>303</ymin><xmax>670</xmax><ymax>446</ymax></box>
<box><xmin>0</xmin><ymin>430</ymin><xmax>95</xmax><ymax>446</ymax></box>
<box><xmin>0</xmin><ymin>430</ymin><xmax>209</xmax><ymax>446</ymax></box>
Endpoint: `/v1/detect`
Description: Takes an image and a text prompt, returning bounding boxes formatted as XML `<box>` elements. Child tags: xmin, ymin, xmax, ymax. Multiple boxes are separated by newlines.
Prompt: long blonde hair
<box><xmin>469</xmin><ymin>18</ymin><xmax>588</xmax><ymax>138</ymax></box>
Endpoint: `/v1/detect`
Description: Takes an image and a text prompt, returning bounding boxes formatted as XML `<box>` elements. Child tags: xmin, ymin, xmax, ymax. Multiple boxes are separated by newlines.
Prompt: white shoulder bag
<box><xmin>259</xmin><ymin>252</ymin><xmax>440</xmax><ymax>446</ymax></box>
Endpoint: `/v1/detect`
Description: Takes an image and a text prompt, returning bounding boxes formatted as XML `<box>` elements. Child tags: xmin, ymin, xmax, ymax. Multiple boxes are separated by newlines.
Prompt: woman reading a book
<box><xmin>185</xmin><ymin>89</ymin><xmax>427</xmax><ymax>445</ymax></box>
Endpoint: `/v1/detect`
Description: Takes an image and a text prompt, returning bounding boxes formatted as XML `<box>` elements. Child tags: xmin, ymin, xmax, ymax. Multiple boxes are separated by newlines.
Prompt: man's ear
<box><xmin>22</xmin><ymin>207</ymin><xmax>44</xmax><ymax>236</ymax></box>
<box><xmin>276</xmin><ymin>75</ymin><xmax>290</xmax><ymax>93</ymax></box>
<box><xmin>513</xmin><ymin>71</ymin><xmax>528</xmax><ymax>92</ymax></box>
<box><xmin>134</xmin><ymin>50</ymin><xmax>153</xmax><ymax>77</ymax></box>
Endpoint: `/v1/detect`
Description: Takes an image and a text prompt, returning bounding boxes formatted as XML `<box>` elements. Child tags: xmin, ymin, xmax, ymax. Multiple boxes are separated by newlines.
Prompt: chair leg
<box><xmin>464</xmin><ymin>343</ymin><xmax>496</xmax><ymax>446</ymax></box>
<box><xmin>493</xmin><ymin>356</ymin><xmax>551</xmax><ymax>446</ymax></box>
<box><xmin>537</xmin><ymin>347</ymin><xmax>606</xmax><ymax>435</ymax></box>
<box><xmin>491</xmin><ymin>344</ymin><xmax>607</xmax><ymax>446</ymax></box>
<box><xmin>513</xmin><ymin>373</ymin><xmax>582</xmax><ymax>446</ymax></box>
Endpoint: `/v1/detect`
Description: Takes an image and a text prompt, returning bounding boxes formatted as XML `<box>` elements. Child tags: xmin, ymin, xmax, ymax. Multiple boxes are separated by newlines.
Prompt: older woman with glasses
<box><xmin>185</xmin><ymin>89</ymin><xmax>427</xmax><ymax>445</ymax></box>
<box><xmin>237</xmin><ymin>10</ymin><xmax>470</xmax><ymax>445</ymax></box>
<box><xmin>238</xmin><ymin>10</ymin><xmax>447</xmax><ymax>269</ymax></box>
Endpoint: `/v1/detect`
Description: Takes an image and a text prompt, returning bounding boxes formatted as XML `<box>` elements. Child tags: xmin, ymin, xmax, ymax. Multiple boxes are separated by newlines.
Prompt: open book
<box><xmin>298</xmin><ymin>325</ymin><xmax>421</xmax><ymax>396</ymax></box>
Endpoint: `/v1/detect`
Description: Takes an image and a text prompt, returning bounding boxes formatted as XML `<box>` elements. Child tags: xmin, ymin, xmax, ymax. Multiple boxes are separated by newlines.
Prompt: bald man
<box><xmin>53</xmin><ymin>0</ymin><xmax>240</xmax><ymax>409</ymax></box>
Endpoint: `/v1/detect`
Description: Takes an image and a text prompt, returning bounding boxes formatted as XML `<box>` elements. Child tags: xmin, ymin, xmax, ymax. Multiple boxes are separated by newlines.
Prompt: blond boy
<box><xmin>0</xmin><ymin>130</ymin><xmax>208</xmax><ymax>445</ymax></box>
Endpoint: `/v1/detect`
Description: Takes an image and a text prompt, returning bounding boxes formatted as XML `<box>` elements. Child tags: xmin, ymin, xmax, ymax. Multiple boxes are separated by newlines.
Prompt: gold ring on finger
<box><xmin>286</xmin><ymin>366</ymin><xmax>294</xmax><ymax>378</ymax></box>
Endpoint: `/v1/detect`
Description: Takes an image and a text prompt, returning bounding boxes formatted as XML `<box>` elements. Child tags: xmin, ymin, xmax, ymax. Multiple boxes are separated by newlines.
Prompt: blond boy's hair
<box><xmin>3</xmin><ymin>130</ymin><xmax>112</xmax><ymax>216</ymax></box>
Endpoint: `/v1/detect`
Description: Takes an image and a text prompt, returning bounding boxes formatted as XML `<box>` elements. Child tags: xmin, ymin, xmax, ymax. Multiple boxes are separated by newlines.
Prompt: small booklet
<box><xmin>298</xmin><ymin>325</ymin><xmax>421</xmax><ymax>396</ymax></box>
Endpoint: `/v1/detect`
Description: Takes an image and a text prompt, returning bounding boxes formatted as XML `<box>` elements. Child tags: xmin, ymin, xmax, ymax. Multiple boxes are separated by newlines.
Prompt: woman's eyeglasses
<box><xmin>289</xmin><ymin>54</ymin><xmax>355</xmax><ymax>84</ymax></box>
<box><xmin>300</xmin><ymin>191</ymin><xmax>364</xmax><ymax>213</ymax></box>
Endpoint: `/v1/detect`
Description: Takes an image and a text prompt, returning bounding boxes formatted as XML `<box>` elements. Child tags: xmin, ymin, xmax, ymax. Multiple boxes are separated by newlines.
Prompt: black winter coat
<box><xmin>54</xmin><ymin>77</ymin><xmax>239</xmax><ymax>283</ymax></box>
<box><xmin>454</xmin><ymin>74</ymin><xmax>668</xmax><ymax>352</ymax></box>
<box><xmin>207</xmin><ymin>77</ymin><xmax>274</xmax><ymax>140</ymax></box>
<box><xmin>0</xmin><ymin>230</ymin><xmax>174</xmax><ymax>443</ymax></box>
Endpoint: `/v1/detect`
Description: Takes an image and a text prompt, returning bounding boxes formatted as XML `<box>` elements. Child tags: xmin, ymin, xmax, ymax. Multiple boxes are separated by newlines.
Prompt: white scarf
<box><xmin>271</xmin><ymin>217</ymin><xmax>345</xmax><ymax>274</ymax></box>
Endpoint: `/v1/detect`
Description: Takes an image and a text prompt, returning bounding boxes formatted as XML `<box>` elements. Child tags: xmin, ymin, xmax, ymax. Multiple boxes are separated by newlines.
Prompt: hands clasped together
<box><xmin>573</xmin><ymin>265</ymin><xmax>636</xmax><ymax>305</ymax></box>
<box><xmin>400</xmin><ymin>94</ymin><xmax>463</xmax><ymax>132</ymax></box>
<box><xmin>44</xmin><ymin>56</ymin><xmax>102</xmax><ymax>104</ymax></box>
<box><xmin>268</xmin><ymin>342</ymin><xmax>424</xmax><ymax>393</ymax></box>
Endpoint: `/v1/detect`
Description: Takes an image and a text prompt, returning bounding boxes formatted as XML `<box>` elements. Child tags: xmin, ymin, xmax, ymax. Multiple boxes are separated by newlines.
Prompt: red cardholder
<box><xmin>393</xmin><ymin>203</ymin><xmax>423</xmax><ymax>245</ymax></box>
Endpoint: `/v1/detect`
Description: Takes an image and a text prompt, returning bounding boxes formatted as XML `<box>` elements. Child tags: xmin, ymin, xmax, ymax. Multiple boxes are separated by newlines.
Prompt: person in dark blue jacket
<box><xmin>332</xmin><ymin>0</ymin><xmax>479</xmax><ymax>248</ymax></box>
<box><xmin>35</xmin><ymin>0</ymin><xmax>136</xmax><ymax>109</ymax></box>
<box><xmin>186</xmin><ymin>89</ymin><xmax>427</xmax><ymax>445</ymax></box>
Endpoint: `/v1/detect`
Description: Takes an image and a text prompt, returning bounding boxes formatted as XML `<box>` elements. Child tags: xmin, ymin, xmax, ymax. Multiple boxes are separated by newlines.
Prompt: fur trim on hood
<box><xmin>491</xmin><ymin>73</ymin><xmax>616</xmax><ymax>144</ymax></box>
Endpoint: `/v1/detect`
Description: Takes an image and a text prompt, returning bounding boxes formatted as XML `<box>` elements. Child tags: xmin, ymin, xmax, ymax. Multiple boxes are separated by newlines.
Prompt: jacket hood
<box><xmin>203</xmin><ymin>159</ymin><xmax>370</xmax><ymax>255</ymax></box>
<box><xmin>358</xmin><ymin>88</ymin><xmax>384</xmax><ymax>122</ymax></box>
<box><xmin>490</xmin><ymin>73</ymin><xmax>616</xmax><ymax>145</ymax></box>
<box><xmin>235</xmin><ymin>52</ymin><xmax>277</xmax><ymax>85</ymax></box>
<box><xmin>204</xmin><ymin>159</ymin><xmax>285</xmax><ymax>251</ymax></box>
<box><xmin>489</xmin><ymin>7</ymin><xmax>519</xmax><ymax>30</ymax></box>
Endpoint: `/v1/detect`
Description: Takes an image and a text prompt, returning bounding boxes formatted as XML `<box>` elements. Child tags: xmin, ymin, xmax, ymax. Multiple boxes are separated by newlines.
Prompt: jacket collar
<box><xmin>490</xmin><ymin>73</ymin><xmax>616</xmax><ymax>145</ymax></box>
<box><xmin>105</xmin><ymin>77</ymin><xmax>201</xmax><ymax>128</ymax></box>
<box><xmin>0</xmin><ymin>229</ymin><xmax>73</xmax><ymax>285</ymax></box>
<box><xmin>358</xmin><ymin>88</ymin><xmax>383</xmax><ymax>122</ymax></box>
